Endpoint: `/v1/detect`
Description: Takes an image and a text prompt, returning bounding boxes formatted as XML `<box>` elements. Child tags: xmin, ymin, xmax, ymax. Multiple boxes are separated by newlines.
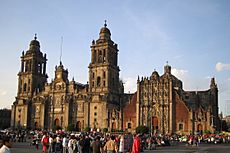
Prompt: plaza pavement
<box><xmin>10</xmin><ymin>141</ymin><xmax>230</xmax><ymax>153</ymax></box>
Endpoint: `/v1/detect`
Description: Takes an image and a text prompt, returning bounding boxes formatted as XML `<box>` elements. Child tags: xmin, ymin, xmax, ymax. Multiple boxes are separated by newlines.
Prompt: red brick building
<box><xmin>132</xmin><ymin>64</ymin><xmax>220</xmax><ymax>135</ymax></box>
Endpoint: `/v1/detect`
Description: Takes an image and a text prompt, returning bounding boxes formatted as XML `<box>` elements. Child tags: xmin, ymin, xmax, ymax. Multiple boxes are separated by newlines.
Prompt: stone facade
<box><xmin>136</xmin><ymin>64</ymin><xmax>220</xmax><ymax>135</ymax></box>
<box><xmin>11</xmin><ymin>23</ymin><xmax>220</xmax><ymax>134</ymax></box>
<box><xmin>11</xmin><ymin>23</ymin><xmax>124</xmax><ymax>131</ymax></box>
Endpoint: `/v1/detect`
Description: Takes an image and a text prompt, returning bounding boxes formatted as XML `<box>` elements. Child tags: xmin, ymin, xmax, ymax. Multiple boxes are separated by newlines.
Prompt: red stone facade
<box><xmin>123</xmin><ymin>93</ymin><xmax>137</xmax><ymax>133</ymax></box>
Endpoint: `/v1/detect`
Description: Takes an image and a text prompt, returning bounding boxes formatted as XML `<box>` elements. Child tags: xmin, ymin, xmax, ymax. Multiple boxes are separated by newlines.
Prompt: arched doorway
<box><xmin>152</xmin><ymin>116</ymin><xmax>159</xmax><ymax>133</ymax></box>
<box><xmin>54</xmin><ymin>118</ymin><xmax>60</xmax><ymax>127</ymax></box>
<box><xmin>76</xmin><ymin>121</ymin><xmax>81</xmax><ymax>132</ymax></box>
<box><xmin>34</xmin><ymin>122</ymin><xmax>38</xmax><ymax>129</ymax></box>
<box><xmin>112</xmin><ymin>122</ymin><xmax>116</xmax><ymax>131</ymax></box>
<box><xmin>197</xmin><ymin>124</ymin><xmax>203</xmax><ymax>134</ymax></box>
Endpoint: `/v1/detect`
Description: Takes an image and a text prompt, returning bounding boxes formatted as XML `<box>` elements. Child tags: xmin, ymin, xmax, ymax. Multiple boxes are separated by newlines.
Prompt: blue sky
<box><xmin>0</xmin><ymin>0</ymin><xmax>230</xmax><ymax>116</ymax></box>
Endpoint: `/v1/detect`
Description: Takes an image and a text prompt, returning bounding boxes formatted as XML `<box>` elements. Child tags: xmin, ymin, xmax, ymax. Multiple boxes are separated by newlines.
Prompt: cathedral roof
<box><xmin>29</xmin><ymin>34</ymin><xmax>40</xmax><ymax>51</ymax></box>
<box><xmin>99</xmin><ymin>20</ymin><xmax>111</xmax><ymax>40</ymax></box>
<box><xmin>100</xmin><ymin>21</ymin><xmax>111</xmax><ymax>35</ymax></box>
<box><xmin>151</xmin><ymin>70</ymin><xmax>159</xmax><ymax>78</ymax></box>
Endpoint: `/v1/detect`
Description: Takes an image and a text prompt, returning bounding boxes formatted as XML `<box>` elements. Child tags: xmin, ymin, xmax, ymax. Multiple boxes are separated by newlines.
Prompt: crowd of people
<box><xmin>1</xmin><ymin>129</ymin><xmax>230</xmax><ymax>153</ymax></box>
<box><xmin>38</xmin><ymin>131</ymin><xmax>141</xmax><ymax>153</ymax></box>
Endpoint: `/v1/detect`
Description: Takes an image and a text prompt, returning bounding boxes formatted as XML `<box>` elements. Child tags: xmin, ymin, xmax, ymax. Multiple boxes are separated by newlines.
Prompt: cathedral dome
<box><xmin>151</xmin><ymin>70</ymin><xmax>159</xmax><ymax>78</ymax></box>
<box><xmin>29</xmin><ymin>34</ymin><xmax>40</xmax><ymax>51</ymax></box>
<box><xmin>99</xmin><ymin>21</ymin><xmax>111</xmax><ymax>40</ymax></box>
<box><xmin>100</xmin><ymin>26</ymin><xmax>111</xmax><ymax>35</ymax></box>
<box><xmin>30</xmin><ymin>39</ymin><xmax>40</xmax><ymax>47</ymax></box>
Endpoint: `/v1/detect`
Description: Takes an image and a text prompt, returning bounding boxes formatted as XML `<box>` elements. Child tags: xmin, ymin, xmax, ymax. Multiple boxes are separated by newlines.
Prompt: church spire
<box><xmin>34</xmin><ymin>33</ymin><xmax>37</xmax><ymax>40</ymax></box>
<box><xmin>104</xmin><ymin>20</ymin><xmax>107</xmax><ymax>27</ymax></box>
<box><xmin>210</xmin><ymin>77</ymin><xmax>217</xmax><ymax>89</ymax></box>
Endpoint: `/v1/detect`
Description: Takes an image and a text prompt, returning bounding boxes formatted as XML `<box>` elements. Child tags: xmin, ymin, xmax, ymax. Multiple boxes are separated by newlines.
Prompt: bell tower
<box><xmin>88</xmin><ymin>22</ymin><xmax>122</xmax><ymax>130</ymax></box>
<box><xmin>11</xmin><ymin>34</ymin><xmax>48</xmax><ymax>129</ymax></box>
<box><xmin>89</xmin><ymin>21</ymin><xmax>120</xmax><ymax>94</ymax></box>
<box><xmin>17</xmin><ymin>34</ymin><xmax>47</xmax><ymax>99</ymax></box>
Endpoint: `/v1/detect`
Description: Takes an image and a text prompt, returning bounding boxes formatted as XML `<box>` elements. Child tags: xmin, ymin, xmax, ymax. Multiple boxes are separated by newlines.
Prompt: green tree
<box><xmin>103</xmin><ymin>128</ymin><xmax>108</xmax><ymax>133</ymax></box>
<box><xmin>84</xmin><ymin>127</ymin><xmax>91</xmax><ymax>132</ymax></box>
<box><xmin>136</xmin><ymin>125</ymin><xmax>149</xmax><ymax>134</ymax></box>
<box><xmin>67</xmin><ymin>123</ymin><xmax>75</xmax><ymax>131</ymax></box>
<box><xmin>221</xmin><ymin>120</ymin><xmax>229</xmax><ymax>132</ymax></box>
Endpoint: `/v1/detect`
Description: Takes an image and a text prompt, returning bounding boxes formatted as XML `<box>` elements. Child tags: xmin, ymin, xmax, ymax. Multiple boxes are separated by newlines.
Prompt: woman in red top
<box><xmin>132</xmin><ymin>134</ymin><xmax>141</xmax><ymax>153</ymax></box>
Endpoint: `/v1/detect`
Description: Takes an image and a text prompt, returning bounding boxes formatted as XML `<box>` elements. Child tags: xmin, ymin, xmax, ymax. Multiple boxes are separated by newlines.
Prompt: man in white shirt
<box><xmin>62</xmin><ymin>135</ymin><xmax>68</xmax><ymax>153</ymax></box>
<box><xmin>0</xmin><ymin>136</ymin><xmax>12</xmax><ymax>153</ymax></box>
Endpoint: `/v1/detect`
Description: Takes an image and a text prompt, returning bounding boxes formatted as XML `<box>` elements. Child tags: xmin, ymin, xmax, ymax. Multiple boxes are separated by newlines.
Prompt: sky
<box><xmin>0</xmin><ymin>0</ymin><xmax>230</xmax><ymax>116</ymax></box>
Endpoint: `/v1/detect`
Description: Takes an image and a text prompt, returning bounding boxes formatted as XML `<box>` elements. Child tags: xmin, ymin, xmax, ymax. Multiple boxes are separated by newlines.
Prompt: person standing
<box><xmin>91</xmin><ymin>136</ymin><xmax>102</xmax><ymax>153</ymax></box>
<box><xmin>41</xmin><ymin>132</ymin><xmax>49</xmax><ymax>153</ymax></box>
<box><xmin>62</xmin><ymin>135</ymin><xmax>68</xmax><ymax>153</ymax></box>
<box><xmin>118</xmin><ymin>135</ymin><xmax>124</xmax><ymax>153</ymax></box>
<box><xmin>132</xmin><ymin>134</ymin><xmax>140</xmax><ymax>153</ymax></box>
<box><xmin>0</xmin><ymin>136</ymin><xmax>12</xmax><ymax>153</ymax></box>
<box><xmin>48</xmin><ymin>135</ymin><xmax>53</xmax><ymax>153</ymax></box>
<box><xmin>103</xmin><ymin>135</ymin><xmax>118</xmax><ymax>153</ymax></box>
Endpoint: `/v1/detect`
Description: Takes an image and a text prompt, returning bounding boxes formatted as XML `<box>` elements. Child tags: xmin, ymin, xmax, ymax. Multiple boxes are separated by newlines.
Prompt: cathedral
<box><xmin>11</xmin><ymin>23</ymin><xmax>124</xmax><ymax>131</ymax></box>
<box><xmin>135</xmin><ymin>65</ymin><xmax>220</xmax><ymax>134</ymax></box>
<box><xmin>11</xmin><ymin>23</ymin><xmax>220</xmax><ymax>134</ymax></box>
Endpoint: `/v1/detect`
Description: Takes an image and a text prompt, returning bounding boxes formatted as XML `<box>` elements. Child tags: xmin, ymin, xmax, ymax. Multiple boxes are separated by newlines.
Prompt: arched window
<box><xmin>92</xmin><ymin>81</ymin><xmax>94</xmax><ymax>87</ymax></box>
<box><xmin>97</xmin><ymin>77</ymin><xmax>101</xmax><ymax>87</ymax></box>
<box><xmin>25</xmin><ymin>62</ymin><xmax>29</xmax><ymax>72</ymax></box>
<box><xmin>103</xmin><ymin>49</ymin><xmax>106</xmax><ymax>62</ymax></box>
<box><xmin>128</xmin><ymin>122</ymin><xmax>132</xmax><ymax>129</ymax></box>
<box><xmin>93</xmin><ymin>50</ymin><xmax>96</xmax><ymax>63</ymax></box>
<box><xmin>179</xmin><ymin>123</ymin><xmax>183</xmax><ymax>130</ymax></box>
<box><xmin>19</xmin><ymin>79</ymin><xmax>22</xmax><ymax>93</ymax></box>
<box><xmin>23</xmin><ymin>83</ymin><xmax>27</xmax><ymax>92</ymax></box>
<box><xmin>98</xmin><ymin>50</ymin><xmax>103</xmax><ymax>63</ymax></box>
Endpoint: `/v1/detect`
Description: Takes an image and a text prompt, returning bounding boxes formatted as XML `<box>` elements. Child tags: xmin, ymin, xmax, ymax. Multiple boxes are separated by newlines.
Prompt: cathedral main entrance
<box><xmin>76</xmin><ymin>121</ymin><xmax>81</xmax><ymax>132</ymax></box>
<box><xmin>152</xmin><ymin>116</ymin><xmax>159</xmax><ymax>133</ymax></box>
<box><xmin>54</xmin><ymin>118</ymin><xmax>60</xmax><ymax>127</ymax></box>
<box><xmin>197</xmin><ymin>124</ymin><xmax>203</xmax><ymax>134</ymax></box>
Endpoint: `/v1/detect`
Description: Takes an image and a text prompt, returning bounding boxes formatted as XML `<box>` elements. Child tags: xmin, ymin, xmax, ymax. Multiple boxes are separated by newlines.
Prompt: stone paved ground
<box><xmin>10</xmin><ymin>141</ymin><xmax>230</xmax><ymax>153</ymax></box>
<box><xmin>11</xmin><ymin>141</ymin><xmax>42</xmax><ymax>153</ymax></box>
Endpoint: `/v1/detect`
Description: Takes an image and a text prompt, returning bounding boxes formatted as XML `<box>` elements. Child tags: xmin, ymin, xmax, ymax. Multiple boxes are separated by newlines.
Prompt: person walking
<box><xmin>0</xmin><ymin>136</ymin><xmax>12</xmax><ymax>153</ymax></box>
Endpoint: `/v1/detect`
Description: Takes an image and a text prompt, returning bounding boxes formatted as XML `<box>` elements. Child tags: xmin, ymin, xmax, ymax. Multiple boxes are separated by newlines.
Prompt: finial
<box><xmin>60</xmin><ymin>36</ymin><xmax>63</xmax><ymax>64</ymax></box>
<box><xmin>154</xmin><ymin>68</ymin><xmax>156</xmax><ymax>71</ymax></box>
<box><xmin>166</xmin><ymin>61</ymin><xmax>168</xmax><ymax>65</ymax></box>
<box><xmin>34</xmin><ymin>33</ymin><xmax>37</xmax><ymax>40</ymax></box>
<box><xmin>104</xmin><ymin>20</ymin><xmax>107</xmax><ymax>27</ymax></box>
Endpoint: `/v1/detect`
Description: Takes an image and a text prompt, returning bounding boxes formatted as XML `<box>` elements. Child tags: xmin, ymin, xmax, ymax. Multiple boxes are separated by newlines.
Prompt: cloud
<box><xmin>0</xmin><ymin>90</ymin><xmax>7</xmax><ymax>96</ymax></box>
<box><xmin>215</xmin><ymin>62</ymin><xmax>230</xmax><ymax>72</ymax></box>
<box><xmin>123</xmin><ymin>77</ymin><xmax>137</xmax><ymax>93</ymax></box>
<box><xmin>171</xmin><ymin>68</ymin><xmax>188</xmax><ymax>81</ymax></box>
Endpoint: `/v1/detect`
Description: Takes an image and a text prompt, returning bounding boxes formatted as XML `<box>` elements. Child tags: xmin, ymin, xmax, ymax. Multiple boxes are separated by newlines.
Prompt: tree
<box><xmin>136</xmin><ymin>125</ymin><xmax>149</xmax><ymax>134</ymax></box>
<box><xmin>222</xmin><ymin>120</ymin><xmax>229</xmax><ymax>132</ymax></box>
<box><xmin>103</xmin><ymin>128</ymin><xmax>108</xmax><ymax>133</ymax></box>
<box><xmin>67</xmin><ymin>123</ymin><xmax>75</xmax><ymax>131</ymax></box>
<box><xmin>84</xmin><ymin>127</ymin><xmax>91</xmax><ymax>132</ymax></box>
